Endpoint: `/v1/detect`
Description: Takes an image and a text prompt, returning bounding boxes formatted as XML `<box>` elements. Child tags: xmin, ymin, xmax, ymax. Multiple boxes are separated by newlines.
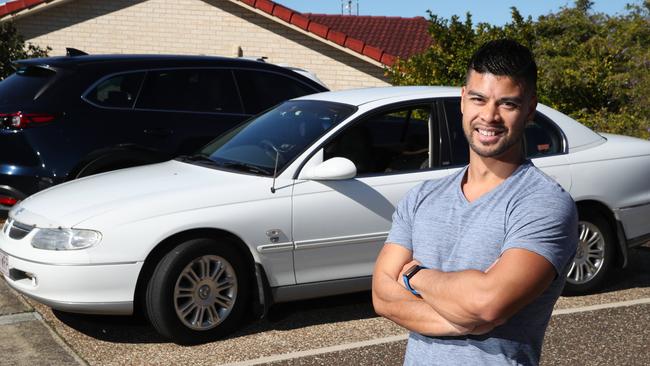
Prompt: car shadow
<box><xmin>51</xmin><ymin>246</ymin><xmax>650</xmax><ymax>344</ymax></box>
<box><xmin>52</xmin><ymin>291</ymin><xmax>377</xmax><ymax>345</ymax></box>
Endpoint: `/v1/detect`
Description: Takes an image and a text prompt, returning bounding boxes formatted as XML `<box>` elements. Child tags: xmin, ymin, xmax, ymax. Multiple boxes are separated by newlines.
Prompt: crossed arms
<box><xmin>371</xmin><ymin>243</ymin><xmax>556</xmax><ymax>337</ymax></box>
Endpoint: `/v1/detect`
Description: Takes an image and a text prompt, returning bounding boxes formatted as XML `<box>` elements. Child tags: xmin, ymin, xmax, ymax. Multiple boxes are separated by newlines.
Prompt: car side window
<box><xmin>85</xmin><ymin>72</ymin><xmax>145</xmax><ymax>108</ymax></box>
<box><xmin>234</xmin><ymin>70</ymin><xmax>316</xmax><ymax>114</ymax></box>
<box><xmin>441</xmin><ymin>99</ymin><xmax>469</xmax><ymax>166</ymax></box>
<box><xmin>525</xmin><ymin>113</ymin><xmax>564</xmax><ymax>158</ymax></box>
<box><xmin>323</xmin><ymin>105</ymin><xmax>436</xmax><ymax>175</ymax></box>
<box><xmin>136</xmin><ymin>69</ymin><xmax>243</xmax><ymax>113</ymax></box>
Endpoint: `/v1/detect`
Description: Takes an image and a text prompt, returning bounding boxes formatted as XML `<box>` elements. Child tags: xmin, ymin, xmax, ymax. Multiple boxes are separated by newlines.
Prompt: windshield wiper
<box><xmin>219</xmin><ymin>161</ymin><xmax>272</xmax><ymax>175</ymax></box>
<box><xmin>177</xmin><ymin>153</ymin><xmax>216</xmax><ymax>164</ymax></box>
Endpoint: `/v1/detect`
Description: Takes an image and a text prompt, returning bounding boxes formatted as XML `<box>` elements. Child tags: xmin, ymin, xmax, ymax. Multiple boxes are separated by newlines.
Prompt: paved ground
<box><xmin>1</xmin><ymin>215</ymin><xmax>649</xmax><ymax>366</ymax></box>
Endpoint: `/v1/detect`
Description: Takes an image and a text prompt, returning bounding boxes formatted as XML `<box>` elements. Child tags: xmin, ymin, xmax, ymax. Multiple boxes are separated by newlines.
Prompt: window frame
<box><xmin>295</xmin><ymin>99</ymin><xmax>444</xmax><ymax>179</ymax></box>
<box><xmin>81</xmin><ymin>66</ymin><xmax>321</xmax><ymax>115</ymax></box>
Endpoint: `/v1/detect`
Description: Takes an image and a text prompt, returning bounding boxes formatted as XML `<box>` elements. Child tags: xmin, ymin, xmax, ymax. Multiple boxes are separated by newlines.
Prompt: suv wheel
<box><xmin>145</xmin><ymin>238</ymin><xmax>250</xmax><ymax>344</ymax></box>
<box><xmin>563</xmin><ymin>212</ymin><xmax>614</xmax><ymax>295</ymax></box>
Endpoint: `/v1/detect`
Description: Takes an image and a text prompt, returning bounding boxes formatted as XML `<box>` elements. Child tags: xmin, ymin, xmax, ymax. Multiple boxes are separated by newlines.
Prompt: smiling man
<box><xmin>372</xmin><ymin>39</ymin><xmax>578</xmax><ymax>365</ymax></box>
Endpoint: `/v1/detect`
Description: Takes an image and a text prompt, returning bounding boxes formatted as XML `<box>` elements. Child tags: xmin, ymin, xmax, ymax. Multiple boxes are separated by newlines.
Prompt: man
<box><xmin>372</xmin><ymin>39</ymin><xmax>577</xmax><ymax>365</ymax></box>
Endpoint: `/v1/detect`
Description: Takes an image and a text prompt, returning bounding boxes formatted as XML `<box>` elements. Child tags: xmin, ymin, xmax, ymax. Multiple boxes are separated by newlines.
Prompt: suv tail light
<box><xmin>0</xmin><ymin>112</ymin><xmax>56</xmax><ymax>129</ymax></box>
<box><xmin>0</xmin><ymin>196</ymin><xmax>18</xmax><ymax>206</ymax></box>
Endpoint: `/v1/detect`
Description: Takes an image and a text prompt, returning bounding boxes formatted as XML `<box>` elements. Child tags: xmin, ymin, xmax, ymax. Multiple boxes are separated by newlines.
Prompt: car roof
<box><xmin>15</xmin><ymin>54</ymin><xmax>266</xmax><ymax>68</ymax></box>
<box><xmin>295</xmin><ymin>86</ymin><xmax>461</xmax><ymax>106</ymax></box>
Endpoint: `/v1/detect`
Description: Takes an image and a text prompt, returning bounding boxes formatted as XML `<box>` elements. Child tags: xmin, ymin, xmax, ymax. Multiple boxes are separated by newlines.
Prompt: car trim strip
<box><xmin>294</xmin><ymin>232</ymin><xmax>388</xmax><ymax>250</ymax></box>
<box><xmin>0</xmin><ymin>249</ymin><xmax>138</xmax><ymax>267</ymax></box>
<box><xmin>256</xmin><ymin>242</ymin><xmax>294</xmax><ymax>253</ymax></box>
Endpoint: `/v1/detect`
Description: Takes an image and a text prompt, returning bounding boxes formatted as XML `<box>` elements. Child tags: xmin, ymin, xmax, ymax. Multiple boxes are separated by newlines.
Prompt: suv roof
<box><xmin>15</xmin><ymin>54</ymin><xmax>327</xmax><ymax>88</ymax></box>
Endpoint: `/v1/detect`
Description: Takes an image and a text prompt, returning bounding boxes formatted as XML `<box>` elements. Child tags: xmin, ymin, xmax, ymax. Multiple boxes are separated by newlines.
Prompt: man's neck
<box><xmin>462</xmin><ymin>150</ymin><xmax>524</xmax><ymax>202</ymax></box>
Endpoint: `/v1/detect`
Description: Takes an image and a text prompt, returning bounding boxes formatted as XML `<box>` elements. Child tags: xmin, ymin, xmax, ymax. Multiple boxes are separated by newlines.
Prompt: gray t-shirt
<box><xmin>387</xmin><ymin>161</ymin><xmax>577</xmax><ymax>366</ymax></box>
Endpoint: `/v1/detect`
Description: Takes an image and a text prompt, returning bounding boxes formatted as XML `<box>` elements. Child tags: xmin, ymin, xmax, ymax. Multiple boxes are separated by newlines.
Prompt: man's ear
<box><xmin>526</xmin><ymin>94</ymin><xmax>538</xmax><ymax>122</ymax></box>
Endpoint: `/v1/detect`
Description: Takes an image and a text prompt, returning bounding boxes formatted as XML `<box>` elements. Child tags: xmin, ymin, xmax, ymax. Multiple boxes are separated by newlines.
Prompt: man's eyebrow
<box><xmin>497</xmin><ymin>97</ymin><xmax>523</xmax><ymax>105</ymax></box>
<box><xmin>466</xmin><ymin>90</ymin><xmax>486</xmax><ymax>98</ymax></box>
<box><xmin>467</xmin><ymin>91</ymin><xmax>523</xmax><ymax>105</ymax></box>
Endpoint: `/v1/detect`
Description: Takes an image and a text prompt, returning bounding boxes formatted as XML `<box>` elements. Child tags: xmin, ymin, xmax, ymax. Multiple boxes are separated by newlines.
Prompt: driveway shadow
<box><xmin>52</xmin><ymin>291</ymin><xmax>376</xmax><ymax>344</ymax></box>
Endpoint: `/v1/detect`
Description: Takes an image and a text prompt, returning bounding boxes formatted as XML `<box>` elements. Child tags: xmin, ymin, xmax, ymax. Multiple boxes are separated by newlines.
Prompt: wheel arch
<box><xmin>575</xmin><ymin>199</ymin><xmax>627</xmax><ymax>267</ymax></box>
<box><xmin>133</xmin><ymin>228</ymin><xmax>263</xmax><ymax>316</ymax></box>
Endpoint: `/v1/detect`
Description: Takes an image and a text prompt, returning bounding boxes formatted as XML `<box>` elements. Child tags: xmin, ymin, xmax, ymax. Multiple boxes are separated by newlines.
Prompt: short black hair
<box><xmin>466</xmin><ymin>39</ymin><xmax>537</xmax><ymax>95</ymax></box>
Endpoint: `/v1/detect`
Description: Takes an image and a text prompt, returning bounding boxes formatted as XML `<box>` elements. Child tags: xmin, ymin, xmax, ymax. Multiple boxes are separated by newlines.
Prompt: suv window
<box><xmin>234</xmin><ymin>70</ymin><xmax>316</xmax><ymax>114</ymax></box>
<box><xmin>136</xmin><ymin>69</ymin><xmax>243</xmax><ymax>113</ymax></box>
<box><xmin>324</xmin><ymin>104</ymin><xmax>435</xmax><ymax>175</ymax></box>
<box><xmin>85</xmin><ymin>72</ymin><xmax>145</xmax><ymax>108</ymax></box>
<box><xmin>0</xmin><ymin>66</ymin><xmax>57</xmax><ymax>104</ymax></box>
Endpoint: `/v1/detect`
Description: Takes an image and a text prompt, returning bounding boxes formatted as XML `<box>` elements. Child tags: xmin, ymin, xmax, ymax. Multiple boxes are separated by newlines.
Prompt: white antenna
<box><xmin>341</xmin><ymin>0</ymin><xmax>359</xmax><ymax>15</ymax></box>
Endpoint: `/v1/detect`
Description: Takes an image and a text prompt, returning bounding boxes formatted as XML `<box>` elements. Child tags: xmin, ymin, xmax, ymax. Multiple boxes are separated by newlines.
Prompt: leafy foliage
<box><xmin>387</xmin><ymin>1</ymin><xmax>650</xmax><ymax>138</ymax></box>
<box><xmin>0</xmin><ymin>21</ymin><xmax>50</xmax><ymax>79</ymax></box>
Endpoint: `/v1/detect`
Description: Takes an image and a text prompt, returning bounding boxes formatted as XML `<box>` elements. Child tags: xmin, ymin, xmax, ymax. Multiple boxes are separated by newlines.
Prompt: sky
<box><xmin>275</xmin><ymin>0</ymin><xmax>633</xmax><ymax>25</ymax></box>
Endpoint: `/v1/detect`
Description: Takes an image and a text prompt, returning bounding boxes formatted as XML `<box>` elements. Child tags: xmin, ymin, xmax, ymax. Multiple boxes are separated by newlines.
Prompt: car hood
<box><xmin>11</xmin><ymin>160</ymin><xmax>273</xmax><ymax>228</ymax></box>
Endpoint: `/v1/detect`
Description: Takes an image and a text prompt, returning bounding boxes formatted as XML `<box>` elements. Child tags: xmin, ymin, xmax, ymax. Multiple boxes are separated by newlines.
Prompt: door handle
<box><xmin>144</xmin><ymin>128</ymin><xmax>173</xmax><ymax>137</ymax></box>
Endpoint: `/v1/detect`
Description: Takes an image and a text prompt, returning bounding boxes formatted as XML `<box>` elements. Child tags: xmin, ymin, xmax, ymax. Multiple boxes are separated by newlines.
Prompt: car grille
<box><xmin>6</xmin><ymin>220</ymin><xmax>34</xmax><ymax>240</ymax></box>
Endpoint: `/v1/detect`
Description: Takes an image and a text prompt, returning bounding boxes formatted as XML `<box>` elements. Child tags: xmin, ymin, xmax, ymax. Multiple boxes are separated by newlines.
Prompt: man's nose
<box><xmin>479</xmin><ymin>103</ymin><xmax>500</xmax><ymax>123</ymax></box>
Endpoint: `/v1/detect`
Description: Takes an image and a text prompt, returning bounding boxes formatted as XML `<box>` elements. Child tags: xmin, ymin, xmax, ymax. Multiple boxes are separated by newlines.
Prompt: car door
<box><xmin>291</xmin><ymin>102</ymin><xmax>460</xmax><ymax>284</ymax></box>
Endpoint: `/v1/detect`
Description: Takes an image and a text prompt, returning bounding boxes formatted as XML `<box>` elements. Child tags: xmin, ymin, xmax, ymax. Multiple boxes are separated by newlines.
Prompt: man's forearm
<box><xmin>410</xmin><ymin>268</ymin><xmax>497</xmax><ymax>327</ymax></box>
<box><xmin>372</xmin><ymin>271</ymin><xmax>473</xmax><ymax>336</ymax></box>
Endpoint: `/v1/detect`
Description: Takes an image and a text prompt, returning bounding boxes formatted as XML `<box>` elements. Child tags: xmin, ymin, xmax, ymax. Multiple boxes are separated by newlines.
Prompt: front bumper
<box><xmin>1</xmin><ymin>249</ymin><xmax>142</xmax><ymax>315</ymax></box>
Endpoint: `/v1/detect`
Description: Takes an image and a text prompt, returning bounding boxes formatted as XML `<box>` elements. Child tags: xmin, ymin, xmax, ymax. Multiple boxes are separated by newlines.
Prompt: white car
<box><xmin>1</xmin><ymin>87</ymin><xmax>649</xmax><ymax>343</ymax></box>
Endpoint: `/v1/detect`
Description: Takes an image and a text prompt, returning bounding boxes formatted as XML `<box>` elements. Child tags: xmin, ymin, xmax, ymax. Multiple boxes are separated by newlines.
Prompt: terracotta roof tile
<box><xmin>0</xmin><ymin>0</ymin><xmax>47</xmax><ymax>17</ymax></box>
<box><xmin>0</xmin><ymin>0</ymin><xmax>431</xmax><ymax>66</ymax></box>
<box><xmin>305</xmin><ymin>14</ymin><xmax>432</xmax><ymax>61</ymax></box>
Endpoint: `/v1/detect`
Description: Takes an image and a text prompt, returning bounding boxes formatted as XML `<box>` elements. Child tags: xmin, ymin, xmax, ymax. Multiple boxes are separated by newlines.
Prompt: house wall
<box><xmin>14</xmin><ymin>0</ymin><xmax>391</xmax><ymax>90</ymax></box>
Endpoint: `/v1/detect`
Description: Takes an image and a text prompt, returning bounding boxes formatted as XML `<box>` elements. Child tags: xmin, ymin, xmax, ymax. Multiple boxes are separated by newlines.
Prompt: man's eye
<box><xmin>502</xmin><ymin>102</ymin><xmax>519</xmax><ymax>110</ymax></box>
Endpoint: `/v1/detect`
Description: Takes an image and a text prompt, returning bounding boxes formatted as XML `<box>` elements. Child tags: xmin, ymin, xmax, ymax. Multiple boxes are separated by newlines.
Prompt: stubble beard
<box><xmin>465</xmin><ymin>125</ymin><xmax>524</xmax><ymax>158</ymax></box>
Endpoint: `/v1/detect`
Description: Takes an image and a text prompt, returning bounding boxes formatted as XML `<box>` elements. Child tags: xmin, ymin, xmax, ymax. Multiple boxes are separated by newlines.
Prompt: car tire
<box><xmin>145</xmin><ymin>238</ymin><xmax>251</xmax><ymax>344</ymax></box>
<box><xmin>563</xmin><ymin>212</ymin><xmax>615</xmax><ymax>295</ymax></box>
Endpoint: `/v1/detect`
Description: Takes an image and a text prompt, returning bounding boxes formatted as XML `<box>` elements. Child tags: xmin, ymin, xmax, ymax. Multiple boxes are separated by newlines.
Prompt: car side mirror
<box><xmin>301</xmin><ymin>157</ymin><xmax>357</xmax><ymax>180</ymax></box>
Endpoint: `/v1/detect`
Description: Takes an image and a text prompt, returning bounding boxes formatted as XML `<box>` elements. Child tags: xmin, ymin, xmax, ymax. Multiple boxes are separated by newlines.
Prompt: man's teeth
<box><xmin>478</xmin><ymin>129</ymin><xmax>498</xmax><ymax>136</ymax></box>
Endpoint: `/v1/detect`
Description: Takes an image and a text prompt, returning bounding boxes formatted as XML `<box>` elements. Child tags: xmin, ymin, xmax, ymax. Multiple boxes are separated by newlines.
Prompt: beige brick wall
<box><xmin>14</xmin><ymin>0</ymin><xmax>391</xmax><ymax>90</ymax></box>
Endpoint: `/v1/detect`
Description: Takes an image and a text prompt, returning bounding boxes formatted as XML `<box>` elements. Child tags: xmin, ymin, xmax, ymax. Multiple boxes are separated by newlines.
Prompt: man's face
<box><xmin>461</xmin><ymin>71</ymin><xmax>537</xmax><ymax>159</ymax></box>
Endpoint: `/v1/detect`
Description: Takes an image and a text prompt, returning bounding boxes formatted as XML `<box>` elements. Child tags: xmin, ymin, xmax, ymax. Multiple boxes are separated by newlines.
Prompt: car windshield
<box><xmin>186</xmin><ymin>100</ymin><xmax>356</xmax><ymax>175</ymax></box>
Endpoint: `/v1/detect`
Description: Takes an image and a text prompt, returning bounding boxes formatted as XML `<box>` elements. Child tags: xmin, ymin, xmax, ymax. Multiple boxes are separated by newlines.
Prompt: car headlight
<box><xmin>31</xmin><ymin>228</ymin><xmax>102</xmax><ymax>250</ymax></box>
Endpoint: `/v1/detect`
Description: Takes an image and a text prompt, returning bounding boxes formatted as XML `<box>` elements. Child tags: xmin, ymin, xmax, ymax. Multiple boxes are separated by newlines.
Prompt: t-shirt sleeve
<box><xmin>385</xmin><ymin>183</ymin><xmax>425</xmax><ymax>251</ymax></box>
<box><xmin>502</xmin><ymin>189</ymin><xmax>578</xmax><ymax>275</ymax></box>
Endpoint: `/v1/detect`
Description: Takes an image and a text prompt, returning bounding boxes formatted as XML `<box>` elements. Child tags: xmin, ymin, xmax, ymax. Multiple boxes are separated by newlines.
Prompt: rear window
<box><xmin>0</xmin><ymin>66</ymin><xmax>57</xmax><ymax>105</ymax></box>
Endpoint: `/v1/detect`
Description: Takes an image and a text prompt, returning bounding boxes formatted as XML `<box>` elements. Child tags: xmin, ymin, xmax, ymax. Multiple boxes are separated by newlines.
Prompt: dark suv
<box><xmin>0</xmin><ymin>54</ymin><xmax>328</xmax><ymax>215</ymax></box>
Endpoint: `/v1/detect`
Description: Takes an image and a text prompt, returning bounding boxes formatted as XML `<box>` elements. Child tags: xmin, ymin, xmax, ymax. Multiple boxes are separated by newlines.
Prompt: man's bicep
<box><xmin>486</xmin><ymin>248</ymin><xmax>556</xmax><ymax>319</ymax></box>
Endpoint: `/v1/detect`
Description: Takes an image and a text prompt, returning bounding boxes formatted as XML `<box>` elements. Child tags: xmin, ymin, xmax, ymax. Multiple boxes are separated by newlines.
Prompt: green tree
<box><xmin>387</xmin><ymin>1</ymin><xmax>650</xmax><ymax>138</ymax></box>
<box><xmin>0</xmin><ymin>21</ymin><xmax>50</xmax><ymax>79</ymax></box>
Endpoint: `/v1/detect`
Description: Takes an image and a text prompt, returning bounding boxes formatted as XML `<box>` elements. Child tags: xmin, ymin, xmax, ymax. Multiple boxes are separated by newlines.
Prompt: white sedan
<box><xmin>1</xmin><ymin>87</ymin><xmax>649</xmax><ymax>343</ymax></box>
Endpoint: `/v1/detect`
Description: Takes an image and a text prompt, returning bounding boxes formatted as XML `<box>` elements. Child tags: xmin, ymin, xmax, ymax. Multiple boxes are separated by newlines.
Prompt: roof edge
<box><xmin>233</xmin><ymin>0</ymin><xmax>397</xmax><ymax>67</ymax></box>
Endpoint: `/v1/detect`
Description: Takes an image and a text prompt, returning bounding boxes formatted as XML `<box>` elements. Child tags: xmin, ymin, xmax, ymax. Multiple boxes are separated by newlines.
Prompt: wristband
<box><xmin>402</xmin><ymin>264</ymin><xmax>425</xmax><ymax>296</ymax></box>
